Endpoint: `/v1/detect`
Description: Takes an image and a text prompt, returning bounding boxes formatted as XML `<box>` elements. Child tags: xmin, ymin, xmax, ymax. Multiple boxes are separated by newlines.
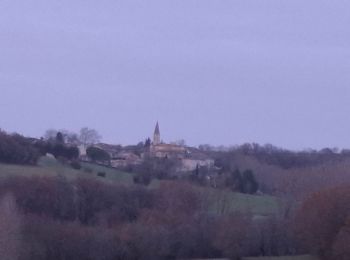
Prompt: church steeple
<box><xmin>153</xmin><ymin>122</ymin><xmax>160</xmax><ymax>145</ymax></box>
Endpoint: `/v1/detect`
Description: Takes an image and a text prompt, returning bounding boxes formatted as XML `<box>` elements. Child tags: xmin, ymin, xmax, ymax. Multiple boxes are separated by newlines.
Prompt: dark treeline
<box><xmin>34</xmin><ymin>132</ymin><xmax>80</xmax><ymax>162</ymax></box>
<box><xmin>203</xmin><ymin>143</ymin><xmax>350</xmax><ymax>169</ymax></box>
<box><xmin>206</xmin><ymin>143</ymin><xmax>350</xmax><ymax>197</ymax></box>
<box><xmin>1</xmin><ymin>174</ymin><xmax>348</xmax><ymax>259</ymax></box>
<box><xmin>0</xmin><ymin>175</ymin><xmax>301</xmax><ymax>260</ymax></box>
<box><xmin>0</xmin><ymin>130</ymin><xmax>79</xmax><ymax>167</ymax></box>
<box><xmin>0</xmin><ymin>130</ymin><xmax>40</xmax><ymax>165</ymax></box>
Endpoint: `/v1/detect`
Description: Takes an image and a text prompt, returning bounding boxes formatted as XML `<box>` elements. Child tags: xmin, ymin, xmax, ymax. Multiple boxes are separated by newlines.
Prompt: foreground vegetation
<box><xmin>0</xmin><ymin>157</ymin><xmax>289</xmax><ymax>260</ymax></box>
<box><xmin>0</xmin><ymin>174</ymin><xmax>286</xmax><ymax>260</ymax></box>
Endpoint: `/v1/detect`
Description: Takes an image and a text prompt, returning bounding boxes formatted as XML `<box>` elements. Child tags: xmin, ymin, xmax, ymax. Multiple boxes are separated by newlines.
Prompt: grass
<box><xmin>243</xmin><ymin>255</ymin><xmax>319</xmax><ymax>260</ymax></box>
<box><xmin>80</xmin><ymin>162</ymin><xmax>134</xmax><ymax>185</ymax></box>
<box><xmin>0</xmin><ymin>156</ymin><xmax>134</xmax><ymax>185</ymax></box>
<box><xmin>201</xmin><ymin>187</ymin><xmax>282</xmax><ymax>216</ymax></box>
<box><xmin>146</xmin><ymin>180</ymin><xmax>282</xmax><ymax>216</ymax></box>
<box><xmin>0</xmin><ymin>158</ymin><xmax>78</xmax><ymax>179</ymax></box>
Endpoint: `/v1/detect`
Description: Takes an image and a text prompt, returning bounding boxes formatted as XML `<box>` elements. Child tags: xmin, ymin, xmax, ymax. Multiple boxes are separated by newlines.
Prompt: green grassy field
<box><xmin>243</xmin><ymin>255</ymin><xmax>318</xmax><ymax>260</ymax></box>
<box><xmin>0</xmin><ymin>156</ymin><xmax>134</xmax><ymax>185</ymax></box>
<box><xmin>201</xmin><ymin>187</ymin><xmax>282</xmax><ymax>216</ymax></box>
<box><xmin>79</xmin><ymin>161</ymin><xmax>134</xmax><ymax>184</ymax></box>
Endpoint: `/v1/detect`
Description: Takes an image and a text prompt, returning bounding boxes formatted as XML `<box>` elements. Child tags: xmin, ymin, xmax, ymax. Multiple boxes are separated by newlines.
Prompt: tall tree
<box><xmin>55</xmin><ymin>132</ymin><xmax>65</xmax><ymax>144</ymax></box>
<box><xmin>79</xmin><ymin>127</ymin><xmax>101</xmax><ymax>146</ymax></box>
<box><xmin>144</xmin><ymin>138</ymin><xmax>151</xmax><ymax>147</ymax></box>
<box><xmin>44</xmin><ymin>129</ymin><xmax>58</xmax><ymax>141</ymax></box>
<box><xmin>0</xmin><ymin>194</ymin><xmax>21</xmax><ymax>260</ymax></box>
<box><xmin>295</xmin><ymin>185</ymin><xmax>350</xmax><ymax>259</ymax></box>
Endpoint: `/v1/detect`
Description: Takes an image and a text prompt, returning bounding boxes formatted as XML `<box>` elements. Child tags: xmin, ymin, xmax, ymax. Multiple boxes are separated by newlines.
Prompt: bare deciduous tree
<box><xmin>79</xmin><ymin>127</ymin><xmax>101</xmax><ymax>146</ymax></box>
<box><xmin>0</xmin><ymin>194</ymin><xmax>21</xmax><ymax>260</ymax></box>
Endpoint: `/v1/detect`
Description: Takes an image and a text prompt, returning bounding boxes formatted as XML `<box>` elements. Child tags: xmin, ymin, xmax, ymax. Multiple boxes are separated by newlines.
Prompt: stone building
<box><xmin>149</xmin><ymin>122</ymin><xmax>186</xmax><ymax>159</ymax></box>
<box><xmin>110</xmin><ymin>151</ymin><xmax>143</xmax><ymax>168</ymax></box>
<box><xmin>148</xmin><ymin>122</ymin><xmax>214</xmax><ymax>172</ymax></box>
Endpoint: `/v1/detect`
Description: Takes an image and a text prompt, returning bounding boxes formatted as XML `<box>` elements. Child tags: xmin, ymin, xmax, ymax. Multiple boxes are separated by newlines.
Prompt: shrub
<box><xmin>133</xmin><ymin>173</ymin><xmax>152</xmax><ymax>186</ymax></box>
<box><xmin>97</xmin><ymin>172</ymin><xmax>106</xmax><ymax>178</ymax></box>
<box><xmin>70</xmin><ymin>160</ymin><xmax>82</xmax><ymax>170</ymax></box>
<box><xmin>49</xmin><ymin>144</ymin><xmax>79</xmax><ymax>161</ymax></box>
<box><xmin>86</xmin><ymin>147</ymin><xmax>110</xmax><ymax>164</ymax></box>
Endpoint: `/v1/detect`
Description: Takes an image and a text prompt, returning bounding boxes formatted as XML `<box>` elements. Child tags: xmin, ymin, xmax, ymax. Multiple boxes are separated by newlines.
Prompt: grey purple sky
<box><xmin>1</xmin><ymin>0</ymin><xmax>350</xmax><ymax>150</ymax></box>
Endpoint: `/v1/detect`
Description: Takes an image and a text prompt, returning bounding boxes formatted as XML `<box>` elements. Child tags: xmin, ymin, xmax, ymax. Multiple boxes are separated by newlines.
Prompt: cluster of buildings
<box><xmin>81</xmin><ymin>122</ymin><xmax>215</xmax><ymax>173</ymax></box>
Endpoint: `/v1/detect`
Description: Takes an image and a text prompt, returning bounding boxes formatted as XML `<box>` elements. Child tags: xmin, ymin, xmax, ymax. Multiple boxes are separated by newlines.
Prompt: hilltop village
<box><xmin>80</xmin><ymin>122</ymin><xmax>215</xmax><ymax>173</ymax></box>
<box><xmin>0</xmin><ymin>124</ymin><xmax>349</xmax><ymax>259</ymax></box>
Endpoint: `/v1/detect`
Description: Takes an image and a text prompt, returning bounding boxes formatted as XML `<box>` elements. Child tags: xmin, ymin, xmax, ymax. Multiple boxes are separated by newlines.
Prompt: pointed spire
<box><xmin>154</xmin><ymin>121</ymin><xmax>160</xmax><ymax>135</ymax></box>
<box><xmin>153</xmin><ymin>122</ymin><xmax>161</xmax><ymax>145</ymax></box>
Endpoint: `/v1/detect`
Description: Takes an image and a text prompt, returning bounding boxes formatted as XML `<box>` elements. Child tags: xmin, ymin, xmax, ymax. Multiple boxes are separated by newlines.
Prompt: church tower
<box><xmin>153</xmin><ymin>122</ymin><xmax>161</xmax><ymax>145</ymax></box>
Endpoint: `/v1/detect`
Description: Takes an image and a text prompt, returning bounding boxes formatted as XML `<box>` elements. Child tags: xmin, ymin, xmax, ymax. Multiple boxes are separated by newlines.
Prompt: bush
<box><xmin>97</xmin><ymin>172</ymin><xmax>106</xmax><ymax>178</ymax></box>
<box><xmin>133</xmin><ymin>173</ymin><xmax>151</xmax><ymax>186</ymax></box>
<box><xmin>86</xmin><ymin>147</ymin><xmax>110</xmax><ymax>164</ymax></box>
<box><xmin>47</xmin><ymin>143</ymin><xmax>79</xmax><ymax>161</ymax></box>
<box><xmin>70</xmin><ymin>160</ymin><xmax>82</xmax><ymax>170</ymax></box>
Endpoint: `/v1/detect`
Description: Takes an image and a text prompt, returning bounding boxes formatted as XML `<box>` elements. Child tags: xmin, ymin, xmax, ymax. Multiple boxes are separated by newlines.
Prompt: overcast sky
<box><xmin>0</xmin><ymin>0</ymin><xmax>350</xmax><ymax>150</ymax></box>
